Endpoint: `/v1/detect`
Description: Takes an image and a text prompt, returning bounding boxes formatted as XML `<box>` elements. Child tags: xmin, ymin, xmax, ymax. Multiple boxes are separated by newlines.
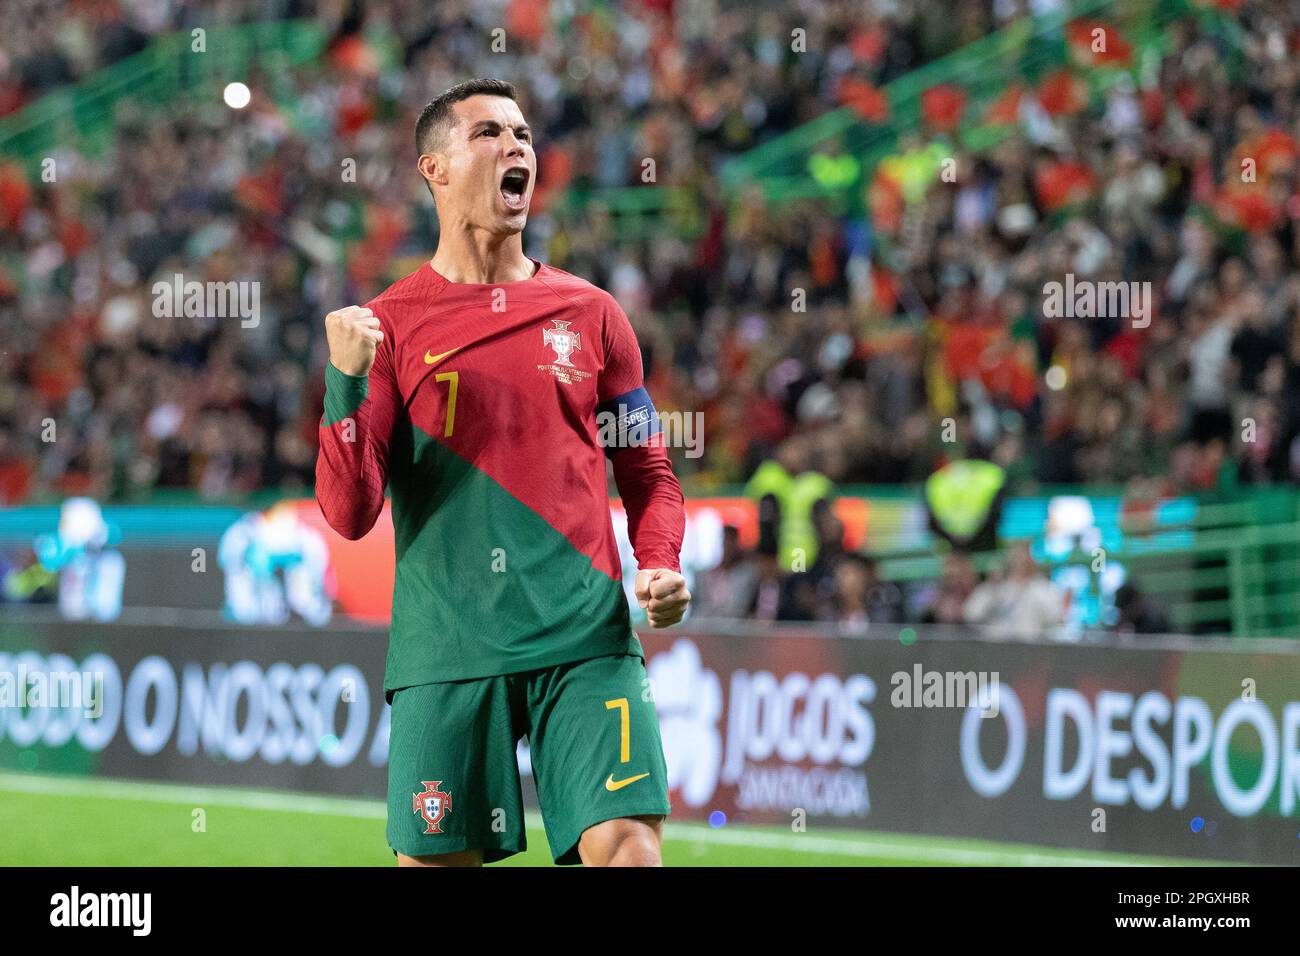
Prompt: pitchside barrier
<box><xmin>6</xmin><ymin>487</ymin><xmax>1300</xmax><ymax>636</ymax></box>
<box><xmin>2</xmin><ymin>611</ymin><xmax>1298</xmax><ymax>865</ymax></box>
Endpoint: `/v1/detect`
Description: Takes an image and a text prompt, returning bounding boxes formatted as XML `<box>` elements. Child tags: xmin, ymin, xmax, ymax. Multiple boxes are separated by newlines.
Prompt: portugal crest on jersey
<box><xmin>543</xmin><ymin>320</ymin><xmax>582</xmax><ymax>367</ymax></box>
<box><xmin>413</xmin><ymin>781</ymin><xmax>453</xmax><ymax>834</ymax></box>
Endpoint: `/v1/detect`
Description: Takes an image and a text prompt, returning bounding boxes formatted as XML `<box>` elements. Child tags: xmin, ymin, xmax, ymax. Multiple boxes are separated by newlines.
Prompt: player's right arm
<box><xmin>315</xmin><ymin>305</ymin><xmax>400</xmax><ymax>540</ymax></box>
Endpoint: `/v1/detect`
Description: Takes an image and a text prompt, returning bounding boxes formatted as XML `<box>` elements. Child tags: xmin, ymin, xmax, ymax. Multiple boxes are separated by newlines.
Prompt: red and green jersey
<box><xmin>315</xmin><ymin>259</ymin><xmax>684</xmax><ymax>691</ymax></box>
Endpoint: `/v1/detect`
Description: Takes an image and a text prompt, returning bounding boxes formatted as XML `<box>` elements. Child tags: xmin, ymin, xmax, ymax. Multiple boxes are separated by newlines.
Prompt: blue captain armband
<box><xmin>596</xmin><ymin>386</ymin><xmax>662</xmax><ymax>455</ymax></box>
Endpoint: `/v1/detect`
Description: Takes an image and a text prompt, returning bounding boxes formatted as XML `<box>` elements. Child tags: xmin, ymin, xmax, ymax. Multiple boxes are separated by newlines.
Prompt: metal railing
<box><xmin>874</xmin><ymin>492</ymin><xmax>1300</xmax><ymax>639</ymax></box>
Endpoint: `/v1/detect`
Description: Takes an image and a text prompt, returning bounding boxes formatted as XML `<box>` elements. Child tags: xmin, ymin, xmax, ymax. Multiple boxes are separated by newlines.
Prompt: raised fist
<box><xmin>325</xmin><ymin>306</ymin><xmax>383</xmax><ymax>377</ymax></box>
<box><xmin>634</xmin><ymin>568</ymin><xmax>691</xmax><ymax>628</ymax></box>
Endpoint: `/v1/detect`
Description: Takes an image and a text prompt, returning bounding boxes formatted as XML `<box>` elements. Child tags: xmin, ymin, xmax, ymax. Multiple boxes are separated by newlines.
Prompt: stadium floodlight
<box><xmin>223</xmin><ymin>82</ymin><xmax>251</xmax><ymax>109</ymax></box>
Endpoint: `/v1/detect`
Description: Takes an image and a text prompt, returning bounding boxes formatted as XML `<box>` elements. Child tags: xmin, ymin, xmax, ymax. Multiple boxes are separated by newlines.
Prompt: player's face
<box><xmin>444</xmin><ymin>95</ymin><xmax>536</xmax><ymax>234</ymax></box>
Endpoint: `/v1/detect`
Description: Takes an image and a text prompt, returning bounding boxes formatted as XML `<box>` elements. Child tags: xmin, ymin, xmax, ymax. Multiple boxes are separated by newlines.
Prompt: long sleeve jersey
<box><xmin>316</xmin><ymin>258</ymin><xmax>685</xmax><ymax>692</ymax></box>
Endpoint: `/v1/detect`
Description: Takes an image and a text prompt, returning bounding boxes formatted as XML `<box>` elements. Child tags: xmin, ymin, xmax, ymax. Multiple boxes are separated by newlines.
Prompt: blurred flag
<box><xmin>1066</xmin><ymin>21</ymin><xmax>1133</xmax><ymax>67</ymax></box>
<box><xmin>921</xmin><ymin>83</ymin><xmax>967</xmax><ymax>132</ymax></box>
<box><xmin>1036</xmin><ymin>69</ymin><xmax>1088</xmax><ymax>117</ymax></box>
<box><xmin>983</xmin><ymin>84</ymin><xmax>1024</xmax><ymax>126</ymax></box>
<box><xmin>838</xmin><ymin>77</ymin><xmax>890</xmax><ymax>123</ymax></box>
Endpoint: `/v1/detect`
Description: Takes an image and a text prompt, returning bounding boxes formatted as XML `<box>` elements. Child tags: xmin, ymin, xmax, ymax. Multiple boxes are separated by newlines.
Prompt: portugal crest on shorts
<box><xmin>413</xmin><ymin>781</ymin><xmax>453</xmax><ymax>834</ymax></box>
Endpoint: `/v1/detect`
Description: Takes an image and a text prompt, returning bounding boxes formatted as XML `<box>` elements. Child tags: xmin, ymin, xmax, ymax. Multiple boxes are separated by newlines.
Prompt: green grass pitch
<box><xmin>0</xmin><ymin>772</ymin><xmax>1223</xmax><ymax>867</ymax></box>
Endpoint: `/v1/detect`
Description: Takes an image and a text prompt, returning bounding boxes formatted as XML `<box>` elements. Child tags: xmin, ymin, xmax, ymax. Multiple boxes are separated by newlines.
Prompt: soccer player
<box><xmin>315</xmin><ymin>78</ymin><xmax>689</xmax><ymax>867</ymax></box>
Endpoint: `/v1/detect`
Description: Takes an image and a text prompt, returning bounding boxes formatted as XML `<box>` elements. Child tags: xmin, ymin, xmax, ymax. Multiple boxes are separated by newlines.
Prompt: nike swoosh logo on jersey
<box><xmin>424</xmin><ymin>346</ymin><xmax>462</xmax><ymax>365</ymax></box>
<box><xmin>605</xmin><ymin>772</ymin><xmax>650</xmax><ymax>792</ymax></box>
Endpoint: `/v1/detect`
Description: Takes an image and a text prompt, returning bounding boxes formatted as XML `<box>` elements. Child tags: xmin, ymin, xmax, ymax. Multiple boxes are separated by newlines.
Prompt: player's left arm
<box><xmin>597</xmin><ymin>297</ymin><xmax>689</xmax><ymax>628</ymax></box>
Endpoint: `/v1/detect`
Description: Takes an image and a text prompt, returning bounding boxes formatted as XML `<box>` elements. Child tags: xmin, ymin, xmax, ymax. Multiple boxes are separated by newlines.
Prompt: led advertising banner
<box><xmin>1</xmin><ymin>616</ymin><xmax>1296</xmax><ymax>864</ymax></box>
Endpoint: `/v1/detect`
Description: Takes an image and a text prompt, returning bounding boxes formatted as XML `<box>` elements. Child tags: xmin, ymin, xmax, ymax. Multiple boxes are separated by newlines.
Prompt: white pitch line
<box><xmin>657</xmin><ymin>822</ymin><xmax>1142</xmax><ymax>866</ymax></box>
<box><xmin>0</xmin><ymin>771</ymin><xmax>388</xmax><ymax>820</ymax></box>
<box><xmin>0</xmin><ymin>772</ymin><xmax>1165</xmax><ymax>866</ymax></box>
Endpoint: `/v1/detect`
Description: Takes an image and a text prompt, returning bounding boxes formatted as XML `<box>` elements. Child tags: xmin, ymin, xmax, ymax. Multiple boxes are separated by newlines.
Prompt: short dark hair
<box><xmin>415</xmin><ymin>78</ymin><xmax>518</xmax><ymax>155</ymax></box>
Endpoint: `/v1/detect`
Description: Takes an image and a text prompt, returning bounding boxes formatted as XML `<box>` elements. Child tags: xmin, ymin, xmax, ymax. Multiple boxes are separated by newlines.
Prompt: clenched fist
<box><xmin>325</xmin><ymin>306</ymin><xmax>384</xmax><ymax>377</ymax></box>
<box><xmin>634</xmin><ymin>569</ymin><xmax>691</xmax><ymax>628</ymax></box>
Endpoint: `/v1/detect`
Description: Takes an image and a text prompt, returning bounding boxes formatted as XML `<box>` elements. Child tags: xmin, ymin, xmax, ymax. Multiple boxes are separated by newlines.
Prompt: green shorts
<box><xmin>386</xmin><ymin>652</ymin><xmax>671</xmax><ymax>864</ymax></box>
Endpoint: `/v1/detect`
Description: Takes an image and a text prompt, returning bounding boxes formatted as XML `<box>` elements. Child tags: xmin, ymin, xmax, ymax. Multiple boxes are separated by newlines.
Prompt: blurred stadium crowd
<box><xmin>0</xmin><ymin>0</ymin><xmax>1296</xmax><ymax>632</ymax></box>
<box><xmin>1</xmin><ymin>0</ymin><xmax>1294</xmax><ymax>499</ymax></box>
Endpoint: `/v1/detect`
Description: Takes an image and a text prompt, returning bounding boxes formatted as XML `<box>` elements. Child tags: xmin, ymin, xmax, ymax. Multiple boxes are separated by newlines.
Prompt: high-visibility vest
<box><xmin>924</xmin><ymin>459</ymin><xmax>1006</xmax><ymax>541</ymax></box>
<box><xmin>744</xmin><ymin>461</ymin><xmax>835</xmax><ymax>571</ymax></box>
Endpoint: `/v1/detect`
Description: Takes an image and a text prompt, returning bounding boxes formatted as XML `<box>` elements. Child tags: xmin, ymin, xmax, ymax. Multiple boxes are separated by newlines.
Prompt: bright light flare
<box><xmin>223</xmin><ymin>82</ymin><xmax>251</xmax><ymax>109</ymax></box>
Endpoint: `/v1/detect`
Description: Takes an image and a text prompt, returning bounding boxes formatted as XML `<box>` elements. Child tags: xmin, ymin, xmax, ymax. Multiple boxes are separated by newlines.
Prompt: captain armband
<box><xmin>596</xmin><ymin>386</ymin><xmax>662</xmax><ymax>456</ymax></box>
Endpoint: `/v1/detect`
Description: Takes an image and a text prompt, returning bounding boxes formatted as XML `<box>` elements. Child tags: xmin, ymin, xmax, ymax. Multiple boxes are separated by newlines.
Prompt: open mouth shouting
<box><xmin>500</xmin><ymin>166</ymin><xmax>530</xmax><ymax>212</ymax></box>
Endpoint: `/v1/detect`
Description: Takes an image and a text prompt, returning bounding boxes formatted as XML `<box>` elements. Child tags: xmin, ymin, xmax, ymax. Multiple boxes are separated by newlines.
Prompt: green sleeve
<box><xmin>322</xmin><ymin>362</ymin><xmax>370</xmax><ymax>426</ymax></box>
